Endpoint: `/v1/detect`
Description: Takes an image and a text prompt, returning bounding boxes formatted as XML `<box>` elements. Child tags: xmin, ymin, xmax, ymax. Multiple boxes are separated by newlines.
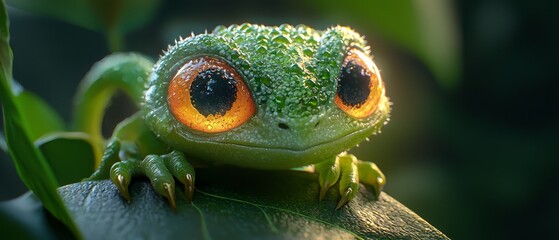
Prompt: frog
<box><xmin>75</xmin><ymin>23</ymin><xmax>390</xmax><ymax>210</ymax></box>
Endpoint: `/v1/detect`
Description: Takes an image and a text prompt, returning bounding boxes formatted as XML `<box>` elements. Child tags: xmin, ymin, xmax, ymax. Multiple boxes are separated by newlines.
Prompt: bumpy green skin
<box><xmin>144</xmin><ymin>24</ymin><xmax>390</xmax><ymax>169</ymax></box>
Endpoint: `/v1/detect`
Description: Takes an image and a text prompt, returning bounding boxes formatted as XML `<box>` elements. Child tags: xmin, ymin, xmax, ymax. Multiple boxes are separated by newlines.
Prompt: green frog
<box><xmin>76</xmin><ymin>24</ymin><xmax>390</xmax><ymax>209</ymax></box>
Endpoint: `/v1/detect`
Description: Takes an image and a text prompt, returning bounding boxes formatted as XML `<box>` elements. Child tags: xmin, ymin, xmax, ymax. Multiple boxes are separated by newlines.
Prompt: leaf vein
<box><xmin>197</xmin><ymin>190</ymin><xmax>363</xmax><ymax>239</ymax></box>
<box><xmin>192</xmin><ymin>203</ymin><xmax>212</xmax><ymax>240</ymax></box>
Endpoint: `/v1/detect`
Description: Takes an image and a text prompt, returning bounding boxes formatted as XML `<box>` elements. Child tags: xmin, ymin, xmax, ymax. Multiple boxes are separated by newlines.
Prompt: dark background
<box><xmin>1</xmin><ymin>0</ymin><xmax>558</xmax><ymax>239</ymax></box>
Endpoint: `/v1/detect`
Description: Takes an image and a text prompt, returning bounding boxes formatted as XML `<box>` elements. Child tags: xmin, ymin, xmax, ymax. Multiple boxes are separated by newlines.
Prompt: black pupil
<box><xmin>190</xmin><ymin>67</ymin><xmax>237</xmax><ymax>116</ymax></box>
<box><xmin>337</xmin><ymin>60</ymin><xmax>371</xmax><ymax>107</ymax></box>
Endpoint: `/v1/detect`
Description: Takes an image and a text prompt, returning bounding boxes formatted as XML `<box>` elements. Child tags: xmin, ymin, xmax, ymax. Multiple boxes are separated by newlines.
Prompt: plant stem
<box><xmin>107</xmin><ymin>29</ymin><xmax>124</xmax><ymax>52</ymax></box>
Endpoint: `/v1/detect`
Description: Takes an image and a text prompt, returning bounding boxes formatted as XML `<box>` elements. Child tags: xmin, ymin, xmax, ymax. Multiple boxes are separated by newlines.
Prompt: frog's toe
<box><xmin>162</xmin><ymin>151</ymin><xmax>196</xmax><ymax>202</ymax></box>
<box><xmin>336</xmin><ymin>153</ymin><xmax>359</xmax><ymax>209</ymax></box>
<box><xmin>315</xmin><ymin>157</ymin><xmax>341</xmax><ymax>201</ymax></box>
<box><xmin>110</xmin><ymin>160</ymin><xmax>137</xmax><ymax>202</ymax></box>
<box><xmin>141</xmin><ymin>155</ymin><xmax>177</xmax><ymax>209</ymax></box>
<box><xmin>357</xmin><ymin>160</ymin><xmax>386</xmax><ymax>198</ymax></box>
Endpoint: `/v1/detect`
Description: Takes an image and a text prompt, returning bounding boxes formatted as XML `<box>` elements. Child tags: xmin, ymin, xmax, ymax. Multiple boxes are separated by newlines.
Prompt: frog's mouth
<box><xmin>182</xmin><ymin>127</ymin><xmax>374</xmax><ymax>169</ymax></box>
<box><xmin>221</xmin><ymin>127</ymin><xmax>370</xmax><ymax>152</ymax></box>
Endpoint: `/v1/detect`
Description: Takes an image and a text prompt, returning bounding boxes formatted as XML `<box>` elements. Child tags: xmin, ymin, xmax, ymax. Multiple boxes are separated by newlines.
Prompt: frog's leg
<box><xmin>86</xmin><ymin>114</ymin><xmax>196</xmax><ymax>209</ymax></box>
<box><xmin>73</xmin><ymin>53</ymin><xmax>154</xmax><ymax>165</ymax></box>
<box><xmin>315</xmin><ymin>152</ymin><xmax>386</xmax><ymax>209</ymax></box>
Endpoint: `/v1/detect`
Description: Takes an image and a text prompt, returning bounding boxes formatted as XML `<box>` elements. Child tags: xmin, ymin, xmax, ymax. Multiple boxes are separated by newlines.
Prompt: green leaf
<box><xmin>7</xmin><ymin>0</ymin><xmax>161</xmax><ymax>51</ymax></box>
<box><xmin>307</xmin><ymin>0</ymin><xmax>461</xmax><ymax>89</ymax></box>
<box><xmin>0</xmin><ymin>0</ymin><xmax>81</xmax><ymax>238</ymax></box>
<box><xmin>59</xmin><ymin>169</ymin><xmax>448</xmax><ymax>239</ymax></box>
<box><xmin>0</xmin><ymin>193</ymin><xmax>73</xmax><ymax>239</ymax></box>
<box><xmin>36</xmin><ymin>132</ymin><xmax>96</xmax><ymax>186</ymax></box>
<box><xmin>14</xmin><ymin>91</ymin><xmax>65</xmax><ymax>141</ymax></box>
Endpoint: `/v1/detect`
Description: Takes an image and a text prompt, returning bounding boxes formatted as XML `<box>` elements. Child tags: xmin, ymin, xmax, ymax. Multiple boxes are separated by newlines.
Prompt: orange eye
<box><xmin>335</xmin><ymin>49</ymin><xmax>384</xmax><ymax>119</ymax></box>
<box><xmin>168</xmin><ymin>57</ymin><xmax>255</xmax><ymax>133</ymax></box>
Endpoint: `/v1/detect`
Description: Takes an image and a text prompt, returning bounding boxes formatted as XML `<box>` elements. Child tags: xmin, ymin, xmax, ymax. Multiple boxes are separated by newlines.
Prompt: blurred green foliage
<box><xmin>7</xmin><ymin>0</ymin><xmax>161</xmax><ymax>51</ymax></box>
<box><xmin>36</xmin><ymin>133</ymin><xmax>96</xmax><ymax>186</ymax></box>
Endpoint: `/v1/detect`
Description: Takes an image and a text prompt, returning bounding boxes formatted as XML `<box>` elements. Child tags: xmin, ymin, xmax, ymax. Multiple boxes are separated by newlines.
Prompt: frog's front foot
<box><xmin>315</xmin><ymin>153</ymin><xmax>386</xmax><ymax>209</ymax></box>
<box><xmin>88</xmin><ymin>141</ymin><xmax>195</xmax><ymax>209</ymax></box>
<box><xmin>110</xmin><ymin>150</ymin><xmax>195</xmax><ymax>209</ymax></box>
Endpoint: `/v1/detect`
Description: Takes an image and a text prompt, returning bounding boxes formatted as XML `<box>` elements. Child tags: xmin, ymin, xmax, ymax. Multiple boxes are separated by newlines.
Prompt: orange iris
<box><xmin>334</xmin><ymin>49</ymin><xmax>384</xmax><ymax>119</ymax></box>
<box><xmin>168</xmin><ymin>57</ymin><xmax>255</xmax><ymax>133</ymax></box>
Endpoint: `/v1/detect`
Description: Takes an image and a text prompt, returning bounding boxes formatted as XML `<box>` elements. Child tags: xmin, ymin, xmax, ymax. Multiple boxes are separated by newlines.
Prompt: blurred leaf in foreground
<box><xmin>0</xmin><ymin>0</ymin><xmax>81</xmax><ymax>237</ymax></box>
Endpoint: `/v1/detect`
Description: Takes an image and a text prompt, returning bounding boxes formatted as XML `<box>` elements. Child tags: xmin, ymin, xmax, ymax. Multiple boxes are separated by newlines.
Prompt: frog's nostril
<box><xmin>314</xmin><ymin>121</ymin><xmax>320</xmax><ymax>128</ymax></box>
<box><xmin>278</xmin><ymin>123</ymin><xmax>290</xmax><ymax>130</ymax></box>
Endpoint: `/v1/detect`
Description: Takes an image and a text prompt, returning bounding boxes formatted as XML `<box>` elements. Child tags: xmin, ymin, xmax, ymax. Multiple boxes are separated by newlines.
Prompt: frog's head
<box><xmin>144</xmin><ymin>24</ymin><xmax>390</xmax><ymax>169</ymax></box>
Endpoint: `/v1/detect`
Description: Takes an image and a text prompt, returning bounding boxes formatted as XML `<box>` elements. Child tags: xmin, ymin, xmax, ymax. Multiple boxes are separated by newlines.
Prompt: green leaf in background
<box><xmin>60</xmin><ymin>169</ymin><xmax>449</xmax><ymax>239</ymax></box>
<box><xmin>0</xmin><ymin>0</ymin><xmax>81</xmax><ymax>238</ymax></box>
<box><xmin>7</xmin><ymin>0</ymin><xmax>161</xmax><ymax>51</ymax></box>
<box><xmin>36</xmin><ymin>132</ymin><xmax>96</xmax><ymax>186</ymax></box>
<box><xmin>307</xmin><ymin>0</ymin><xmax>461</xmax><ymax>89</ymax></box>
<box><xmin>14</xmin><ymin>90</ymin><xmax>65</xmax><ymax>141</ymax></box>
<box><xmin>0</xmin><ymin>131</ymin><xmax>6</xmax><ymax>152</ymax></box>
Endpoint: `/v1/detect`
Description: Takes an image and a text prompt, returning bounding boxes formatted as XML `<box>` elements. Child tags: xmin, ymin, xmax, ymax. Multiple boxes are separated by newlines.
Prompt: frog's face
<box><xmin>144</xmin><ymin>24</ymin><xmax>390</xmax><ymax>169</ymax></box>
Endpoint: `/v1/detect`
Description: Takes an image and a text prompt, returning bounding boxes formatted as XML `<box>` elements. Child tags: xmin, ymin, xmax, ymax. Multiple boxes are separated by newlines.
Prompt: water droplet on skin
<box><xmin>239</xmin><ymin>23</ymin><xmax>251</xmax><ymax>30</ymax></box>
<box><xmin>303</xmin><ymin>48</ymin><xmax>313</xmax><ymax>57</ymax></box>
<box><xmin>258</xmin><ymin>77</ymin><xmax>271</xmax><ymax>86</ymax></box>
<box><xmin>227</xmin><ymin>24</ymin><xmax>239</xmax><ymax>31</ymax></box>
<box><xmin>293</xmin><ymin>35</ymin><xmax>305</xmax><ymax>43</ymax></box>
<box><xmin>272</xmin><ymin>35</ymin><xmax>291</xmax><ymax>45</ymax></box>
<box><xmin>289</xmin><ymin>63</ymin><xmax>303</xmax><ymax>73</ymax></box>
<box><xmin>278</xmin><ymin>24</ymin><xmax>293</xmax><ymax>32</ymax></box>
<box><xmin>213</xmin><ymin>25</ymin><xmax>226</xmax><ymax>33</ymax></box>
<box><xmin>256</xmin><ymin>46</ymin><xmax>267</xmax><ymax>54</ymax></box>
<box><xmin>270</xmin><ymin>29</ymin><xmax>281</xmax><ymax>36</ymax></box>
<box><xmin>320</xmin><ymin>70</ymin><xmax>330</xmax><ymax>80</ymax></box>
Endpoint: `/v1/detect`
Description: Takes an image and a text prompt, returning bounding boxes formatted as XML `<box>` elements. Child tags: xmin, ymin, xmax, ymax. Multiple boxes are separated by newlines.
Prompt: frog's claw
<box><xmin>163</xmin><ymin>183</ymin><xmax>176</xmax><ymax>210</ymax></box>
<box><xmin>336</xmin><ymin>188</ymin><xmax>353</xmax><ymax>210</ymax></box>
<box><xmin>185</xmin><ymin>173</ymin><xmax>194</xmax><ymax>202</ymax></box>
<box><xmin>116</xmin><ymin>174</ymin><xmax>131</xmax><ymax>202</ymax></box>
